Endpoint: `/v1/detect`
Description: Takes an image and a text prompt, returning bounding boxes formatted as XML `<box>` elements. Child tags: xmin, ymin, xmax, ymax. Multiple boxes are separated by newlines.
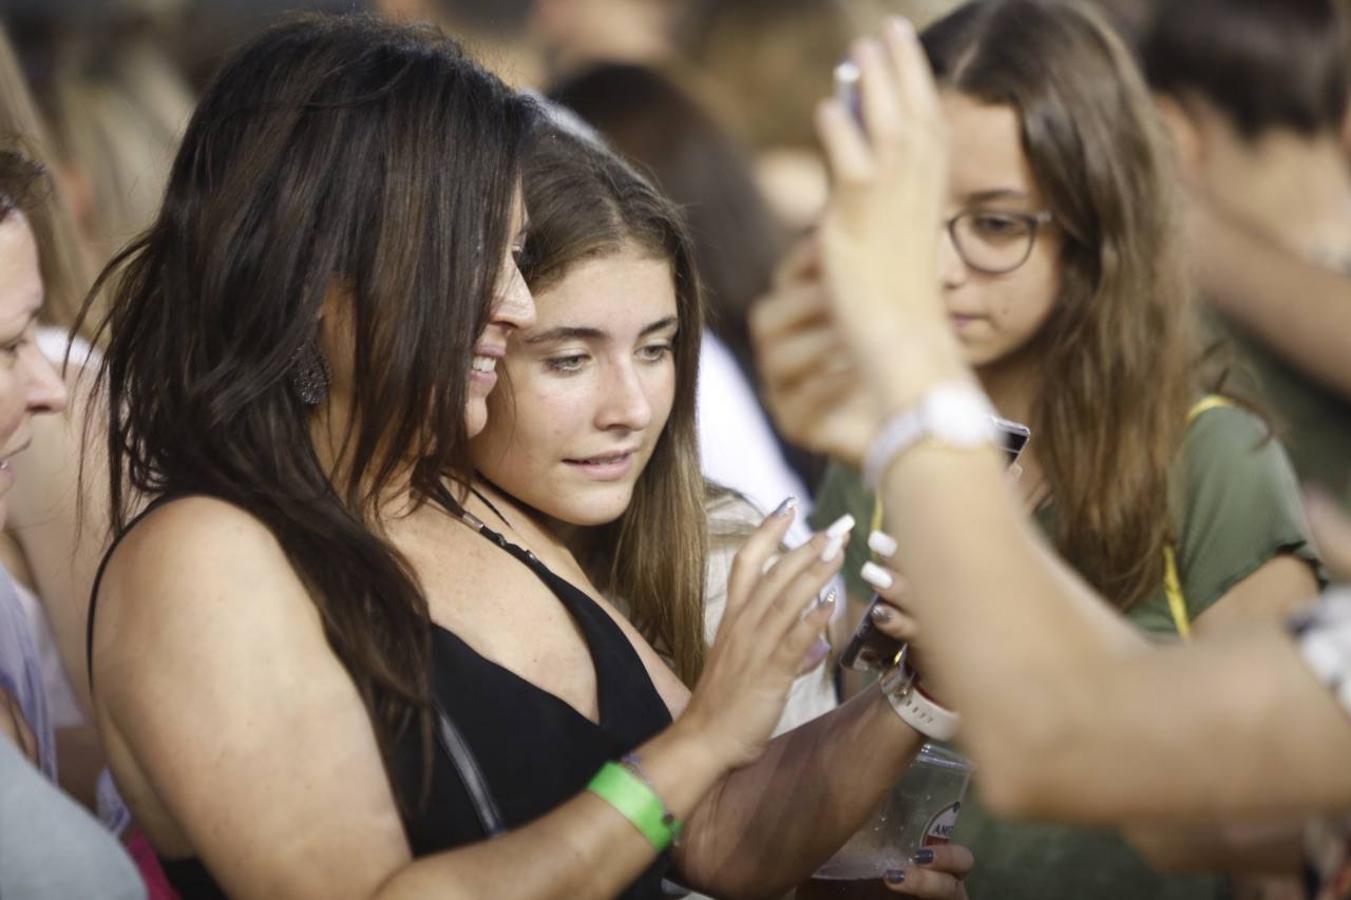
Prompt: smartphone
<box><xmin>993</xmin><ymin>415</ymin><xmax>1031</xmax><ymax>468</ymax></box>
<box><xmin>839</xmin><ymin>415</ymin><xmax>1032</xmax><ymax>673</ymax></box>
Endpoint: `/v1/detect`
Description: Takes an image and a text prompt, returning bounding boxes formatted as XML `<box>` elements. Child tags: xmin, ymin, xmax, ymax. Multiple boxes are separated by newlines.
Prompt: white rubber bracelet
<box><xmin>882</xmin><ymin>668</ymin><xmax>961</xmax><ymax>741</ymax></box>
<box><xmin>863</xmin><ymin>383</ymin><xmax>997</xmax><ymax>490</ymax></box>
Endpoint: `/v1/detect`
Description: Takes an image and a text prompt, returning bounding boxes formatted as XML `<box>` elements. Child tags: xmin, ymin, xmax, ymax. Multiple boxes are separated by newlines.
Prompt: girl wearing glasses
<box><xmin>794</xmin><ymin>2</ymin><xmax>1322</xmax><ymax>898</ymax></box>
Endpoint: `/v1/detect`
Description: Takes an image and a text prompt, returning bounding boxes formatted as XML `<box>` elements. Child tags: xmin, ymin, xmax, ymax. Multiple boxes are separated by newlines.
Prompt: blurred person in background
<box><xmin>546</xmin><ymin>63</ymin><xmax>823</xmax><ymax>504</ymax></box>
<box><xmin>0</xmin><ymin>140</ymin><xmax>140</xmax><ymax>900</ymax></box>
<box><xmin>0</xmin><ymin>141</ymin><xmax>71</xmax><ymax>810</ymax></box>
<box><xmin>372</xmin><ymin>0</ymin><xmax>545</xmax><ymax>88</ymax></box>
<box><xmin>0</xmin><ymin>20</ymin><xmax>117</xmax><ymax>820</ymax></box>
<box><xmin>751</xmin><ymin>13</ymin><xmax>1351</xmax><ymax>898</ymax></box>
<box><xmin>528</xmin><ymin>0</ymin><xmax>684</xmax><ymax>80</ymax></box>
<box><xmin>775</xmin><ymin>1</ymin><xmax>1321</xmax><ymax>896</ymax></box>
<box><xmin>684</xmin><ymin>0</ymin><xmax>956</xmax><ymax>234</ymax></box>
<box><xmin>7</xmin><ymin>3</ymin><xmax>195</xmax><ymax>261</ymax></box>
<box><xmin>1136</xmin><ymin>0</ymin><xmax>1351</xmax><ymax>511</ymax></box>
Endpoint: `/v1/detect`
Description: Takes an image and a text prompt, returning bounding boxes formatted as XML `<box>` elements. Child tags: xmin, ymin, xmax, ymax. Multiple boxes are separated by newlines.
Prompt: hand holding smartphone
<box><xmin>839</xmin><ymin>416</ymin><xmax>1030</xmax><ymax>673</ymax></box>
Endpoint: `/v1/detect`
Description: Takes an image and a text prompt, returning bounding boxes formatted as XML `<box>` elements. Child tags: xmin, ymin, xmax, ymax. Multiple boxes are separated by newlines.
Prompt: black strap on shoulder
<box><xmin>85</xmin><ymin>494</ymin><xmax>187</xmax><ymax>692</ymax></box>
<box><xmin>86</xmin><ymin>487</ymin><xmax>510</xmax><ymax>841</ymax></box>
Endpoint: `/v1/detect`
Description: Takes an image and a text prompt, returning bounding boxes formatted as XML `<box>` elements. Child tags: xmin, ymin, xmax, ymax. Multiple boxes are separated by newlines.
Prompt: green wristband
<box><xmin>587</xmin><ymin>761</ymin><xmax>682</xmax><ymax>851</ymax></box>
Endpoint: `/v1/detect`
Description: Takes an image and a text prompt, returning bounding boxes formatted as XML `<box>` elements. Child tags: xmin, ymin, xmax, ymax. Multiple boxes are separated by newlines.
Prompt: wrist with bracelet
<box><xmin>881</xmin><ymin>644</ymin><xmax>961</xmax><ymax>741</ymax></box>
<box><xmin>586</xmin><ymin>751</ymin><xmax>684</xmax><ymax>852</ymax></box>
<box><xmin>863</xmin><ymin>380</ymin><xmax>999</xmax><ymax>490</ymax></box>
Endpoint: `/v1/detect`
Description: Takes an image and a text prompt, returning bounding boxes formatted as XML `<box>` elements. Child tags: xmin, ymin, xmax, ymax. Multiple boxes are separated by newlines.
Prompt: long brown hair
<box><xmin>77</xmin><ymin>14</ymin><xmax>534</xmax><ymax>807</ymax></box>
<box><xmin>924</xmin><ymin>0</ymin><xmax>1196</xmax><ymax>609</ymax></box>
<box><xmin>517</xmin><ymin>121</ymin><xmax>710</xmax><ymax>683</ymax></box>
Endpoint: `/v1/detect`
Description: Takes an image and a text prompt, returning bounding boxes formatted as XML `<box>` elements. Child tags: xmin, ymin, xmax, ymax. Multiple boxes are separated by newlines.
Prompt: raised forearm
<box><xmin>677</xmin><ymin>688</ymin><xmax>922</xmax><ymax>897</ymax></box>
<box><xmin>1197</xmin><ymin>210</ymin><xmax>1351</xmax><ymax>400</ymax></box>
<box><xmin>873</xmin><ymin>444</ymin><xmax>1351</xmax><ymax>823</ymax></box>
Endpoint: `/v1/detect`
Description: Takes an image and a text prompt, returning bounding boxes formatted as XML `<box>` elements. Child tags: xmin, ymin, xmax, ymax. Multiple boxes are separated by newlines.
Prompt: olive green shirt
<box><xmin>1221</xmin><ymin>316</ymin><xmax>1351</xmax><ymax>512</ymax></box>
<box><xmin>811</xmin><ymin>404</ymin><xmax>1321</xmax><ymax>900</ymax></box>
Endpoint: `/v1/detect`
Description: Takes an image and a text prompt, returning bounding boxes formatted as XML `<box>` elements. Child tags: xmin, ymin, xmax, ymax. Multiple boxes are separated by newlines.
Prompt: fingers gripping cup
<box><xmin>795</xmin><ymin>745</ymin><xmax>973</xmax><ymax>899</ymax></box>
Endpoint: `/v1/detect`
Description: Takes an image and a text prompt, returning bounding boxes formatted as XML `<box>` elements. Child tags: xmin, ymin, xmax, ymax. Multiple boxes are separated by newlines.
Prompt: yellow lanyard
<box><xmin>867</xmin><ymin>396</ymin><xmax>1233</xmax><ymax>641</ymax></box>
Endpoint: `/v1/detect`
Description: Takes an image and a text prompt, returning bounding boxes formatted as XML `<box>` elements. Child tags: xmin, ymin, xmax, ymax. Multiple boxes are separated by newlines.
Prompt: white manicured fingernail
<box><xmin>861</xmin><ymin>561</ymin><xmax>894</xmax><ymax>591</ymax></box>
<box><xmin>770</xmin><ymin>496</ymin><xmax>798</xmax><ymax>518</ymax></box>
<box><xmin>820</xmin><ymin>534</ymin><xmax>846</xmax><ymax>562</ymax></box>
<box><xmin>868</xmin><ymin>530</ymin><xmax>898</xmax><ymax>558</ymax></box>
<box><xmin>825</xmin><ymin>513</ymin><xmax>856</xmax><ymax>539</ymax></box>
<box><xmin>761</xmin><ymin>553</ymin><xmax>781</xmax><ymax>574</ymax></box>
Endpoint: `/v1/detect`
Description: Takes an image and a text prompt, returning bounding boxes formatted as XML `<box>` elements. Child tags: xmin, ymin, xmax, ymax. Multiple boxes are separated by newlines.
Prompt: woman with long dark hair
<box><xmin>80</xmin><ymin>15</ymin><xmax>937</xmax><ymax>900</ymax></box>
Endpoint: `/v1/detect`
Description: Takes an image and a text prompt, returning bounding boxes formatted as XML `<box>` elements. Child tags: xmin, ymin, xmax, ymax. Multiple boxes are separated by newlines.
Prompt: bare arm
<box><xmin>753</xmin><ymin>19</ymin><xmax>1351</xmax><ymax>829</ymax></box>
<box><xmin>1194</xmin><ymin>203</ymin><xmax>1351</xmax><ymax>400</ymax></box>
<box><xmin>872</xmin><ymin>447</ymin><xmax>1351</xmax><ymax>823</ymax></box>
<box><xmin>679</xmin><ymin>687</ymin><xmax>922</xmax><ymax>896</ymax></box>
<box><xmin>1119</xmin><ymin>553</ymin><xmax>1318</xmax><ymax>869</ymax></box>
<box><xmin>93</xmin><ymin>496</ymin><xmax>852</xmax><ymax>900</ymax></box>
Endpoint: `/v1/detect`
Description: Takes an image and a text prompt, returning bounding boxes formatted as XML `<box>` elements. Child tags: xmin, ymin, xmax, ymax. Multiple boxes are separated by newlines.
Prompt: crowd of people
<box><xmin>0</xmin><ymin>1</ymin><xmax>1348</xmax><ymax>899</ymax></box>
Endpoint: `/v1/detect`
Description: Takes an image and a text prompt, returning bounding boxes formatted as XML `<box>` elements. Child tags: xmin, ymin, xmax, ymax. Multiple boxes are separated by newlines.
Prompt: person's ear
<box><xmin>1154</xmin><ymin>94</ymin><xmax>1206</xmax><ymax>187</ymax></box>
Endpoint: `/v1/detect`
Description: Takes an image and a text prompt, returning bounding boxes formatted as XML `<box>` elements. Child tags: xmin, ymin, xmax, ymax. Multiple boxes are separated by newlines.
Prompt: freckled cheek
<box><xmin>648</xmin><ymin>367</ymin><xmax>678</xmax><ymax>429</ymax></box>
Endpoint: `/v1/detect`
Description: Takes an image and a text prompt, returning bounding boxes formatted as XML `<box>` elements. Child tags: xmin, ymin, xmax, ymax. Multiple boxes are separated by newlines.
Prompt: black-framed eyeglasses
<box><xmin>945</xmin><ymin>209</ymin><xmax>1055</xmax><ymax>276</ymax></box>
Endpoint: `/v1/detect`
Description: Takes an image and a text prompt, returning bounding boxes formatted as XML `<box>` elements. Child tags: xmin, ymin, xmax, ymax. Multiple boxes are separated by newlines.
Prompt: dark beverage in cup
<box><xmin>795</xmin><ymin>875</ymin><xmax>897</xmax><ymax>899</ymax></box>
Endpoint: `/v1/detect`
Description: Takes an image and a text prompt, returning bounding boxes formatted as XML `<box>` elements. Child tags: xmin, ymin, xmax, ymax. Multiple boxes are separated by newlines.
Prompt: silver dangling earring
<box><xmin>289</xmin><ymin>339</ymin><xmax>330</xmax><ymax>407</ymax></box>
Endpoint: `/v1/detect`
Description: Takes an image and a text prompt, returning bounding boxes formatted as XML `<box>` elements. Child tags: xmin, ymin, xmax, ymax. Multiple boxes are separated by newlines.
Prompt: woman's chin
<box><xmin>539</xmin><ymin>493</ymin><xmax>632</xmax><ymax>530</ymax></box>
<box><xmin>463</xmin><ymin>403</ymin><xmax>488</xmax><ymax>440</ymax></box>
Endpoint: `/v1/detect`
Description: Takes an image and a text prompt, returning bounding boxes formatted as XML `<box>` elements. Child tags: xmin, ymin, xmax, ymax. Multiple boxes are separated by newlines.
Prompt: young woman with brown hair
<box><xmin>794</xmin><ymin>1</ymin><xmax>1321</xmax><ymax>897</ymax></box>
<box><xmin>469</xmin><ymin>117</ymin><xmax>973</xmax><ymax>897</ymax></box>
<box><xmin>469</xmin><ymin>117</ymin><xmax>841</xmax><ymax>730</ymax></box>
<box><xmin>752</xmin><ymin>12</ymin><xmax>1351</xmax><ymax>899</ymax></box>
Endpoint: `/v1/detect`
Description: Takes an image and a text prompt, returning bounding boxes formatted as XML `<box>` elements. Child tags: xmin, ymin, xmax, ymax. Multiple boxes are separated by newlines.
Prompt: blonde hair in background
<box><xmin>41</xmin><ymin>27</ymin><xmax>195</xmax><ymax>258</ymax></box>
<box><xmin>0</xmin><ymin>23</ymin><xmax>95</xmax><ymax>336</ymax></box>
<box><xmin>685</xmin><ymin>0</ymin><xmax>960</xmax><ymax>152</ymax></box>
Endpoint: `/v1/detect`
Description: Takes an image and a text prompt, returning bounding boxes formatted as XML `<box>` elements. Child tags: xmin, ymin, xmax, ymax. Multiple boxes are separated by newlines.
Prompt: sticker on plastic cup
<box><xmin>921</xmin><ymin>801</ymin><xmax>961</xmax><ymax>847</ymax></box>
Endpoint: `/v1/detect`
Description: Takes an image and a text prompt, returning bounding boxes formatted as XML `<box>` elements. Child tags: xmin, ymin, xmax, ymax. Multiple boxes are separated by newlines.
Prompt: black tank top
<box><xmin>87</xmin><ymin>495</ymin><xmax>675</xmax><ymax>899</ymax></box>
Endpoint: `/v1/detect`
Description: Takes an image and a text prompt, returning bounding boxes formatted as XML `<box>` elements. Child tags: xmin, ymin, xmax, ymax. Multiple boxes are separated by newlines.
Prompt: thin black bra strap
<box><xmin>85</xmin><ymin>494</ymin><xmax>186</xmax><ymax>691</ymax></box>
<box><xmin>427</xmin><ymin>481</ymin><xmax>543</xmax><ymax>569</ymax></box>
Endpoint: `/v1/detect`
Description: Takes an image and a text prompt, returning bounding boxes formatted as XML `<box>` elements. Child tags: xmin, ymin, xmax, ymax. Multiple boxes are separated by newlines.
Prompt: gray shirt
<box><xmin>0</xmin><ymin>567</ymin><xmax>54</xmax><ymax>780</ymax></box>
<box><xmin>0</xmin><ymin>736</ymin><xmax>145</xmax><ymax>900</ymax></box>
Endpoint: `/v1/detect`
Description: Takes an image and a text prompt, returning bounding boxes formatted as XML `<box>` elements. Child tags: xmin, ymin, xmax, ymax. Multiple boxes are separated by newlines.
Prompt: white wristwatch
<box><xmin>881</xmin><ymin>651</ymin><xmax>961</xmax><ymax>741</ymax></box>
<box><xmin>863</xmin><ymin>382</ymin><xmax>999</xmax><ymax>489</ymax></box>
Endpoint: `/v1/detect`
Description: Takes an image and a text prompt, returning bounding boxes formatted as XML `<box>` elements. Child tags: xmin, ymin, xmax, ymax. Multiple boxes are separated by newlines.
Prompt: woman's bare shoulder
<box><xmin>95</xmin><ymin>496</ymin><xmax>319</xmax><ymax>667</ymax></box>
<box><xmin>110</xmin><ymin>495</ymin><xmax>292</xmax><ymax>574</ymax></box>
